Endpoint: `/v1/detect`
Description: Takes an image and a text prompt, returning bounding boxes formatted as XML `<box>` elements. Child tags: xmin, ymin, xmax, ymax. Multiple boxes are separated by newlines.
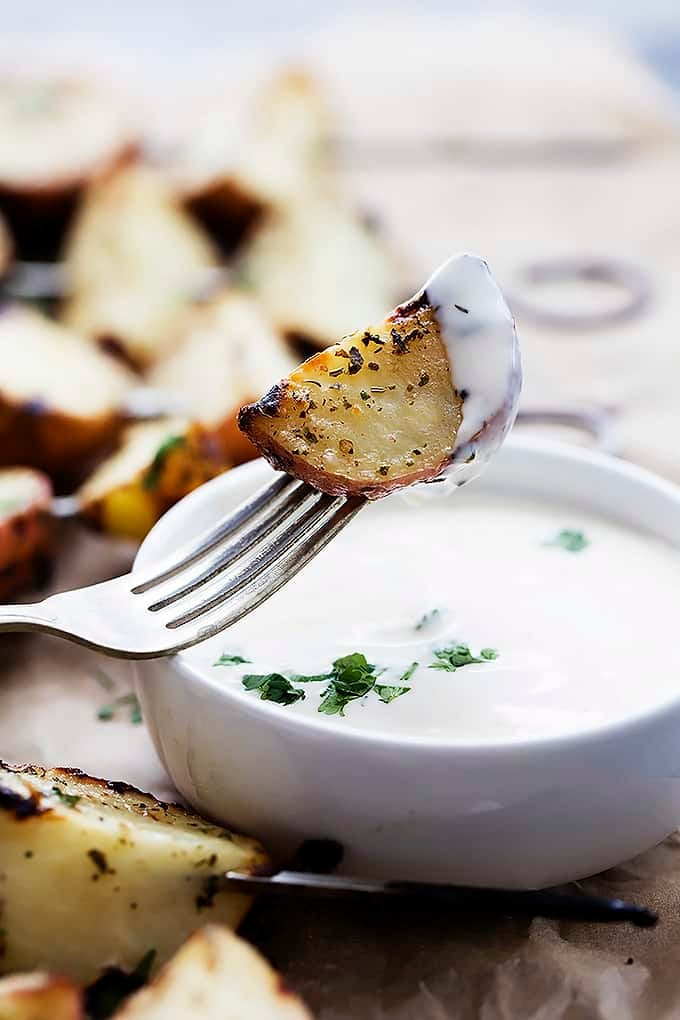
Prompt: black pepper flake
<box><xmin>88</xmin><ymin>849</ymin><xmax>109</xmax><ymax>874</ymax></box>
<box><xmin>308</xmin><ymin>400</ymin><xmax>318</xmax><ymax>410</ymax></box>
<box><xmin>454</xmin><ymin>303</ymin><xmax>469</xmax><ymax>314</ymax></box>
<box><xmin>388</xmin><ymin>385</ymin><xmax>396</xmax><ymax>390</ymax></box>
<box><xmin>329</xmin><ymin>368</ymin><xmax>343</xmax><ymax>378</ymax></box>
<box><xmin>406</xmin><ymin>384</ymin><xmax>414</xmax><ymax>393</ymax></box>
<box><xmin>368</xmin><ymin>362</ymin><xmax>379</xmax><ymax>371</ymax></box>
<box><xmin>360</xmin><ymin>390</ymin><xmax>370</xmax><ymax>401</ymax></box>
<box><xmin>342</xmin><ymin>397</ymin><xmax>352</xmax><ymax>410</ymax></box>
<box><xmin>459</xmin><ymin>388</ymin><xmax>469</xmax><ymax>399</ymax></box>
<box><xmin>347</xmin><ymin>347</ymin><xmax>364</xmax><ymax>375</ymax></box>
<box><xmin>328</xmin><ymin>383</ymin><xmax>341</xmax><ymax>390</ymax></box>
<box><xmin>304</xmin><ymin>429</ymin><xmax>319</xmax><ymax>444</ymax></box>
<box><xmin>370</xmin><ymin>386</ymin><xmax>386</xmax><ymax>393</ymax></box>
<box><xmin>413</xmin><ymin>449</ymin><xmax>422</xmax><ymax>455</ymax></box>
<box><xmin>339</xmin><ymin>439</ymin><xmax>354</xmax><ymax>455</ymax></box>
<box><xmin>418</xmin><ymin>372</ymin><xmax>430</xmax><ymax>387</ymax></box>
<box><xmin>196</xmin><ymin>874</ymin><xmax>220</xmax><ymax>910</ymax></box>
<box><xmin>303</xmin><ymin>379</ymin><xmax>322</xmax><ymax>387</ymax></box>
<box><xmin>378</xmin><ymin>465</ymin><xmax>390</xmax><ymax>476</ymax></box>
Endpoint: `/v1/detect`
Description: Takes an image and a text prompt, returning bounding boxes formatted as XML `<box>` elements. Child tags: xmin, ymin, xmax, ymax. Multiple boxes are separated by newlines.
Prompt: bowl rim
<box><xmin>137</xmin><ymin>434</ymin><xmax>680</xmax><ymax>756</ymax></box>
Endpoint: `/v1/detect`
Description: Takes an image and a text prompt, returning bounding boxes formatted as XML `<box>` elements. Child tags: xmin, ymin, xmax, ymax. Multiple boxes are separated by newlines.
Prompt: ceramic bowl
<box><xmin>134</xmin><ymin>436</ymin><xmax>680</xmax><ymax>888</ymax></box>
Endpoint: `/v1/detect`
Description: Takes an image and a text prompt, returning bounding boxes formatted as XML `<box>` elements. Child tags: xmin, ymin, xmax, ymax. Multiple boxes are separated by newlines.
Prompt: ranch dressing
<box><xmin>190</xmin><ymin>487</ymin><xmax>680</xmax><ymax>743</ymax></box>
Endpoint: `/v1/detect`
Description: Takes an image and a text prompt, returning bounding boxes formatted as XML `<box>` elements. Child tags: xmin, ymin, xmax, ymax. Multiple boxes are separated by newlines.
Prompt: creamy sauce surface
<box><xmin>188</xmin><ymin>488</ymin><xmax>680</xmax><ymax>743</ymax></box>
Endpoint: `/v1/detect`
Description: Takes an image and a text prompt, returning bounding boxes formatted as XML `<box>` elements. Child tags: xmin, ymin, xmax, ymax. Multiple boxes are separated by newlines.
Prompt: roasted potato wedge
<box><xmin>236</xmin><ymin>193</ymin><xmax>398</xmax><ymax>350</ymax></box>
<box><xmin>0</xmin><ymin>762</ymin><xmax>269</xmax><ymax>984</ymax></box>
<box><xmin>77</xmin><ymin>417</ymin><xmax>232</xmax><ymax>540</ymax></box>
<box><xmin>0</xmin><ymin>468</ymin><xmax>53</xmax><ymax>599</ymax></box>
<box><xmin>0</xmin><ymin>306</ymin><xmax>134</xmax><ymax>486</ymax></box>
<box><xmin>178</xmin><ymin>71</ymin><xmax>332</xmax><ymax>252</ymax></box>
<box><xmin>150</xmin><ymin>290</ymin><xmax>295</xmax><ymax>465</ymax></box>
<box><xmin>0</xmin><ymin>973</ymin><xmax>83</xmax><ymax>1020</ymax></box>
<box><xmin>239</xmin><ymin>289</ymin><xmax>463</xmax><ymax>498</ymax></box>
<box><xmin>61</xmin><ymin>165</ymin><xmax>218</xmax><ymax>369</ymax></box>
<box><xmin>116</xmin><ymin>926</ymin><xmax>311</xmax><ymax>1020</ymax></box>
<box><xmin>0</xmin><ymin>77</ymin><xmax>136</xmax><ymax>259</ymax></box>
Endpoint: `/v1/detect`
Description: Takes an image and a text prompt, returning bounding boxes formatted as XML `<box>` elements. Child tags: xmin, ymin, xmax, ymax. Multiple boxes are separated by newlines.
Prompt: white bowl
<box><xmin>134</xmin><ymin>436</ymin><xmax>680</xmax><ymax>888</ymax></box>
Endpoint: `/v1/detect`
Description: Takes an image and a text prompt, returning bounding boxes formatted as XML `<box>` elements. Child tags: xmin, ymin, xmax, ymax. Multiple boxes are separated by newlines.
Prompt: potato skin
<box><xmin>239</xmin><ymin>300</ymin><xmax>463</xmax><ymax>499</ymax></box>
<box><xmin>0</xmin><ymin>468</ymin><xmax>53</xmax><ymax>600</ymax></box>
<box><xmin>0</xmin><ymin>973</ymin><xmax>84</xmax><ymax>1020</ymax></box>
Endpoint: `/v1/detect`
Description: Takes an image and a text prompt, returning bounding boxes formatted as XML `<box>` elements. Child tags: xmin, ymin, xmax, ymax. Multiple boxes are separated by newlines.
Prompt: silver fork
<box><xmin>0</xmin><ymin>476</ymin><xmax>364</xmax><ymax>659</ymax></box>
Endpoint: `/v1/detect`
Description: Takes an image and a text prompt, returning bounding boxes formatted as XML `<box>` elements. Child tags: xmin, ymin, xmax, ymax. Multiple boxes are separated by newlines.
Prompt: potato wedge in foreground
<box><xmin>0</xmin><ymin>468</ymin><xmax>53</xmax><ymax>599</ymax></box>
<box><xmin>237</xmin><ymin>192</ymin><xmax>399</xmax><ymax>350</ymax></box>
<box><xmin>77</xmin><ymin>418</ymin><xmax>232</xmax><ymax>540</ymax></box>
<box><xmin>239</xmin><ymin>253</ymin><xmax>521</xmax><ymax>498</ymax></box>
<box><xmin>0</xmin><ymin>306</ymin><xmax>134</xmax><ymax>486</ymax></box>
<box><xmin>0</xmin><ymin>763</ymin><xmax>269</xmax><ymax>984</ymax></box>
<box><xmin>116</xmin><ymin>926</ymin><xmax>311</xmax><ymax>1020</ymax></box>
<box><xmin>61</xmin><ymin>165</ymin><xmax>218</xmax><ymax>369</ymax></box>
<box><xmin>0</xmin><ymin>973</ymin><xmax>83</xmax><ymax>1020</ymax></box>
<box><xmin>150</xmin><ymin>290</ymin><xmax>295</xmax><ymax>466</ymax></box>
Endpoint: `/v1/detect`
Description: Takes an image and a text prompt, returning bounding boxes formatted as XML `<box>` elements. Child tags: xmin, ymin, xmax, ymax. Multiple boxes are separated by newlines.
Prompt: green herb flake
<box><xmin>375</xmin><ymin>684</ymin><xmax>411</xmax><ymax>704</ymax></box>
<box><xmin>415</xmin><ymin>608</ymin><xmax>441</xmax><ymax>631</ymax></box>
<box><xmin>52</xmin><ymin>786</ymin><xmax>81</xmax><ymax>808</ymax></box>
<box><xmin>399</xmin><ymin>661</ymin><xmax>419</xmax><ymax>683</ymax></box>
<box><xmin>241</xmin><ymin>673</ymin><xmax>305</xmax><ymax>706</ymax></box>
<box><xmin>287</xmin><ymin>671</ymin><xmax>333</xmax><ymax>684</ymax></box>
<box><xmin>430</xmin><ymin>643</ymin><xmax>499</xmax><ymax>672</ymax></box>
<box><xmin>318</xmin><ymin>653</ymin><xmax>382</xmax><ymax>716</ymax></box>
<box><xmin>142</xmin><ymin>435</ymin><xmax>186</xmax><ymax>491</ymax></box>
<box><xmin>97</xmin><ymin>693</ymin><xmax>143</xmax><ymax>724</ymax></box>
<box><xmin>213</xmin><ymin>653</ymin><xmax>251</xmax><ymax>667</ymax></box>
<box><xmin>545</xmin><ymin>529</ymin><xmax>589</xmax><ymax>553</ymax></box>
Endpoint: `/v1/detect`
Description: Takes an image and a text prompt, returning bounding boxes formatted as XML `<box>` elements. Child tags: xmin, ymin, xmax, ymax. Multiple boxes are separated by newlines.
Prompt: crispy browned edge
<box><xmin>0</xmin><ymin>396</ymin><xmax>125</xmax><ymax>491</ymax></box>
<box><xmin>238</xmin><ymin>291</ymin><xmax>455</xmax><ymax>499</ymax></box>
<box><xmin>0</xmin><ymin>143</ymin><xmax>138</xmax><ymax>261</ymax></box>
<box><xmin>0</xmin><ymin>472</ymin><xmax>53</xmax><ymax>600</ymax></box>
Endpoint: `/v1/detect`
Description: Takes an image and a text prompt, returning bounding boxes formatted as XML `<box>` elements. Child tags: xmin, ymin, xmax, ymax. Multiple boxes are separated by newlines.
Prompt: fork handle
<box><xmin>0</xmin><ymin>601</ymin><xmax>59</xmax><ymax>635</ymax></box>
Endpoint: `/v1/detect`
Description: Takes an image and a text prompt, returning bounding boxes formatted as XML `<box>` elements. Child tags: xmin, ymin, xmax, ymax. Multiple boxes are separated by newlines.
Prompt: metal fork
<box><xmin>0</xmin><ymin>476</ymin><xmax>364</xmax><ymax>659</ymax></box>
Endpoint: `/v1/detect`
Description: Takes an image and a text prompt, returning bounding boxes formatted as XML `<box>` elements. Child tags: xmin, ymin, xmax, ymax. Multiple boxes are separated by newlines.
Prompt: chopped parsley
<box><xmin>415</xmin><ymin>608</ymin><xmax>441</xmax><ymax>631</ymax></box>
<box><xmin>399</xmin><ymin>661</ymin><xmax>419</xmax><ymax>683</ymax></box>
<box><xmin>241</xmin><ymin>673</ymin><xmax>305</xmax><ymax>705</ymax></box>
<box><xmin>375</xmin><ymin>684</ymin><xmax>411</xmax><ymax>704</ymax></box>
<box><xmin>97</xmin><ymin>693</ymin><xmax>143</xmax><ymax>724</ymax></box>
<box><xmin>287</xmin><ymin>671</ymin><xmax>334</xmax><ymax>684</ymax></box>
<box><xmin>545</xmin><ymin>529</ymin><xmax>589</xmax><ymax>553</ymax></box>
<box><xmin>52</xmin><ymin>786</ymin><xmax>81</xmax><ymax>808</ymax></box>
<box><xmin>318</xmin><ymin>653</ymin><xmax>383</xmax><ymax>716</ymax></box>
<box><xmin>213</xmin><ymin>652</ymin><xmax>251</xmax><ymax>667</ymax></box>
<box><xmin>430</xmin><ymin>644</ymin><xmax>499</xmax><ymax>672</ymax></box>
<box><xmin>142</xmin><ymin>435</ymin><xmax>186</xmax><ymax>491</ymax></box>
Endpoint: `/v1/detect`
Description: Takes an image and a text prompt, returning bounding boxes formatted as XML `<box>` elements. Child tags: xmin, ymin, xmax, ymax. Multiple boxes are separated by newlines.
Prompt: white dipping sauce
<box><xmin>189</xmin><ymin>486</ymin><xmax>680</xmax><ymax>744</ymax></box>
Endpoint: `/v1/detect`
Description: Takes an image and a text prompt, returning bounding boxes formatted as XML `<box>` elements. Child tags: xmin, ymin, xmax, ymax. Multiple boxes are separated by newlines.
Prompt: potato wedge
<box><xmin>177</xmin><ymin>71</ymin><xmax>332</xmax><ymax>252</ymax></box>
<box><xmin>77</xmin><ymin>418</ymin><xmax>232</xmax><ymax>540</ymax></box>
<box><xmin>0</xmin><ymin>762</ymin><xmax>269</xmax><ymax>984</ymax></box>
<box><xmin>239</xmin><ymin>289</ymin><xmax>463</xmax><ymax>498</ymax></box>
<box><xmin>0</xmin><ymin>468</ymin><xmax>53</xmax><ymax>599</ymax></box>
<box><xmin>0</xmin><ymin>306</ymin><xmax>134</xmax><ymax>486</ymax></box>
<box><xmin>0</xmin><ymin>973</ymin><xmax>83</xmax><ymax>1020</ymax></box>
<box><xmin>150</xmin><ymin>291</ymin><xmax>295</xmax><ymax>465</ymax></box>
<box><xmin>61</xmin><ymin>165</ymin><xmax>218</xmax><ymax>369</ymax></box>
<box><xmin>115</xmin><ymin>926</ymin><xmax>311</xmax><ymax>1020</ymax></box>
<box><xmin>0</xmin><ymin>77</ymin><xmax>136</xmax><ymax>260</ymax></box>
<box><xmin>236</xmin><ymin>193</ymin><xmax>398</xmax><ymax>350</ymax></box>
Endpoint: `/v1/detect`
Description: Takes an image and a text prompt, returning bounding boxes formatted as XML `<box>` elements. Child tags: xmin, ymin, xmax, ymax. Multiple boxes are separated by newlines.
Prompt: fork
<box><xmin>0</xmin><ymin>476</ymin><xmax>364</xmax><ymax>658</ymax></box>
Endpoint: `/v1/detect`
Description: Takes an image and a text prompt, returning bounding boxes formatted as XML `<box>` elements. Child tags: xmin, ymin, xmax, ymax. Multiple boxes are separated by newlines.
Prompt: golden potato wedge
<box><xmin>239</xmin><ymin>287</ymin><xmax>464</xmax><ymax>498</ymax></box>
<box><xmin>177</xmin><ymin>71</ymin><xmax>333</xmax><ymax>252</ymax></box>
<box><xmin>116</xmin><ymin>926</ymin><xmax>311</xmax><ymax>1020</ymax></box>
<box><xmin>236</xmin><ymin>193</ymin><xmax>398</xmax><ymax>350</ymax></box>
<box><xmin>77</xmin><ymin>417</ymin><xmax>231</xmax><ymax>540</ymax></box>
<box><xmin>0</xmin><ymin>973</ymin><xmax>83</xmax><ymax>1020</ymax></box>
<box><xmin>0</xmin><ymin>762</ymin><xmax>269</xmax><ymax>985</ymax></box>
<box><xmin>61</xmin><ymin>165</ymin><xmax>218</xmax><ymax>369</ymax></box>
<box><xmin>0</xmin><ymin>77</ymin><xmax>136</xmax><ymax>260</ymax></box>
<box><xmin>150</xmin><ymin>290</ymin><xmax>295</xmax><ymax>465</ymax></box>
<box><xmin>0</xmin><ymin>468</ymin><xmax>53</xmax><ymax>599</ymax></box>
<box><xmin>0</xmin><ymin>306</ymin><xmax>134</xmax><ymax>486</ymax></box>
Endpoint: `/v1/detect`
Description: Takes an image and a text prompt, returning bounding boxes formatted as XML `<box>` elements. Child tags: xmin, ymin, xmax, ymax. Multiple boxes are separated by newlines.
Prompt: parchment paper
<box><xmin>3</xmin><ymin>16</ymin><xmax>680</xmax><ymax>1019</ymax></box>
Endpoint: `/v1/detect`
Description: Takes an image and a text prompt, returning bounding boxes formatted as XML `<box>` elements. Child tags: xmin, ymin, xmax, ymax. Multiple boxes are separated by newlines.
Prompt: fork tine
<box><xmin>167</xmin><ymin>496</ymin><xmax>365</xmax><ymax>640</ymax></box>
<box><xmin>131</xmin><ymin>473</ymin><xmax>298</xmax><ymax>595</ymax></box>
<box><xmin>146</xmin><ymin>482</ymin><xmax>325</xmax><ymax>612</ymax></box>
<box><xmin>165</xmin><ymin>492</ymin><xmax>343</xmax><ymax>627</ymax></box>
